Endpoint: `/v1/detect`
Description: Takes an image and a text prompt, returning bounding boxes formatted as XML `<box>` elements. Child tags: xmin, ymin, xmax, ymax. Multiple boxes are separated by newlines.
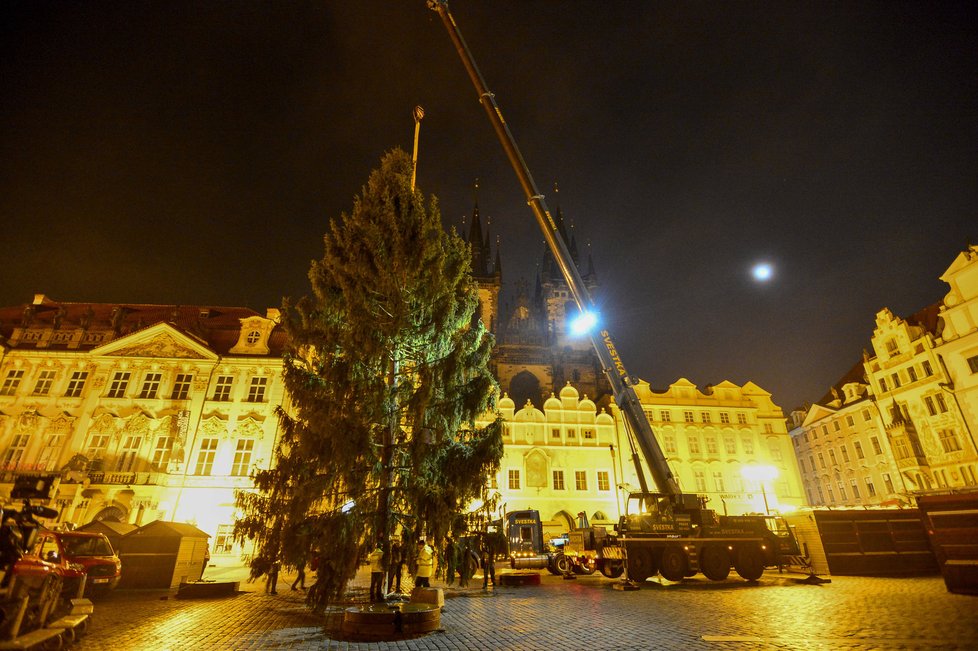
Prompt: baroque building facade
<box><xmin>790</xmin><ymin>245</ymin><xmax>978</xmax><ymax>507</ymax></box>
<box><xmin>0</xmin><ymin>295</ymin><xmax>284</xmax><ymax>557</ymax></box>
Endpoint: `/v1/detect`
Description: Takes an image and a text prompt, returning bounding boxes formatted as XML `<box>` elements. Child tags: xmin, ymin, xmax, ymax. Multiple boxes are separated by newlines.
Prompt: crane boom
<box><xmin>428</xmin><ymin>0</ymin><xmax>681</xmax><ymax>500</ymax></box>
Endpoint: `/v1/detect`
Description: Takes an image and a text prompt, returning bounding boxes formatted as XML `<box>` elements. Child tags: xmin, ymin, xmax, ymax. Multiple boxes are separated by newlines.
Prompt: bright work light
<box><xmin>569</xmin><ymin>310</ymin><xmax>598</xmax><ymax>336</ymax></box>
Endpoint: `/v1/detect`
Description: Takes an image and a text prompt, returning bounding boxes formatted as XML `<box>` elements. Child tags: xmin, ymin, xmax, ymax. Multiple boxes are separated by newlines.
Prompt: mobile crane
<box><xmin>428</xmin><ymin>1</ymin><xmax>801</xmax><ymax>584</ymax></box>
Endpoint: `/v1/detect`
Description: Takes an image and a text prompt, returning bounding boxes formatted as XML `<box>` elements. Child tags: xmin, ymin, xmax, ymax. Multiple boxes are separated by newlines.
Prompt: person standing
<box><xmin>481</xmin><ymin>537</ymin><xmax>496</xmax><ymax>590</ymax></box>
<box><xmin>266</xmin><ymin>558</ymin><xmax>280</xmax><ymax>595</ymax></box>
<box><xmin>368</xmin><ymin>541</ymin><xmax>385</xmax><ymax>602</ymax></box>
<box><xmin>291</xmin><ymin>558</ymin><xmax>306</xmax><ymax>591</ymax></box>
<box><xmin>387</xmin><ymin>539</ymin><xmax>403</xmax><ymax>594</ymax></box>
<box><xmin>415</xmin><ymin>539</ymin><xmax>434</xmax><ymax>588</ymax></box>
<box><xmin>444</xmin><ymin>536</ymin><xmax>457</xmax><ymax>586</ymax></box>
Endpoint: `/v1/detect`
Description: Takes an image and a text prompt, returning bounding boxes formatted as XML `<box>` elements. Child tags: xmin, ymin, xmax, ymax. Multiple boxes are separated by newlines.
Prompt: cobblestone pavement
<box><xmin>72</xmin><ymin>565</ymin><xmax>978</xmax><ymax>650</ymax></box>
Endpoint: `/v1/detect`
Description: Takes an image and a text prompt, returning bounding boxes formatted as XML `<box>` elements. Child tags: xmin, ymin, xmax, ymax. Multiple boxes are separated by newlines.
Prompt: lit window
<box><xmin>107</xmin><ymin>372</ymin><xmax>131</xmax><ymax>398</ymax></box>
<box><xmin>152</xmin><ymin>437</ymin><xmax>173</xmax><ymax>470</ymax></box>
<box><xmin>171</xmin><ymin>373</ymin><xmax>193</xmax><ymax>400</ymax></box>
<box><xmin>139</xmin><ymin>373</ymin><xmax>162</xmax><ymax>399</ymax></box>
<box><xmin>553</xmin><ymin>470</ymin><xmax>565</xmax><ymax>490</ymax></box>
<box><xmin>194</xmin><ymin>438</ymin><xmax>219</xmax><ymax>475</ymax></box>
<box><xmin>33</xmin><ymin>370</ymin><xmax>56</xmax><ymax>396</ymax></box>
<box><xmin>508</xmin><ymin>469</ymin><xmax>520</xmax><ymax>490</ymax></box>
<box><xmin>575</xmin><ymin>471</ymin><xmax>587</xmax><ymax>491</ymax></box>
<box><xmin>1</xmin><ymin>434</ymin><xmax>30</xmax><ymax>468</ymax></box>
<box><xmin>213</xmin><ymin>376</ymin><xmax>234</xmax><ymax>401</ymax></box>
<box><xmin>724</xmin><ymin>437</ymin><xmax>736</xmax><ymax>455</ymax></box>
<box><xmin>231</xmin><ymin>439</ymin><xmax>255</xmax><ymax>476</ymax></box>
<box><xmin>597</xmin><ymin>471</ymin><xmax>610</xmax><ymax>491</ymax></box>
<box><xmin>0</xmin><ymin>369</ymin><xmax>25</xmax><ymax>396</ymax></box>
<box><xmin>246</xmin><ymin>376</ymin><xmax>268</xmax><ymax>403</ymax></box>
<box><xmin>64</xmin><ymin>371</ymin><xmax>89</xmax><ymax>398</ymax></box>
<box><xmin>116</xmin><ymin>436</ymin><xmax>142</xmax><ymax>472</ymax></box>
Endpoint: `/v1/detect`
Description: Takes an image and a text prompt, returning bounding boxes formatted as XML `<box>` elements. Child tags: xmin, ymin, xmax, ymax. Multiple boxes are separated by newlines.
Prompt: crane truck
<box><xmin>429</xmin><ymin>1</ymin><xmax>802</xmax><ymax>584</ymax></box>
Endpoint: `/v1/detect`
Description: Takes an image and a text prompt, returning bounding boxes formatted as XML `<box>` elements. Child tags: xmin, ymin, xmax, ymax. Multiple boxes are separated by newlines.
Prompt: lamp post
<box><xmin>741</xmin><ymin>465</ymin><xmax>779</xmax><ymax>514</ymax></box>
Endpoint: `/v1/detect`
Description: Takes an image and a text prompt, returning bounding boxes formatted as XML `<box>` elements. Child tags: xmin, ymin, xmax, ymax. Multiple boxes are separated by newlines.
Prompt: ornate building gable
<box><xmin>800</xmin><ymin>403</ymin><xmax>838</xmax><ymax>428</ymax></box>
<box><xmin>229</xmin><ymin>315</ymin><xmax>279</xmax><ymax>356</ymax></box>
<box><xmin>939</xmin><ymin>244</ymin><xmax>978</xmax><ymax>340</ymax></box>
<box><xmin>93</xmin><ymin>322</ymin><xmax>216</xmax><ymax>360</ymax></box>
<box><xmin>233</xmin><ymin>415</ymin><xmax>266</xmax><ymax>440</ymax></box>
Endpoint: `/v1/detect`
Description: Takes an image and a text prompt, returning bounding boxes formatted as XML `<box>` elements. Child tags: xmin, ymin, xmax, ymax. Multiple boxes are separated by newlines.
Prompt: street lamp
<box><xmin>741</xmin><ymin>464</ymin><xmax>779</xmax><ymax>514</ymax></box>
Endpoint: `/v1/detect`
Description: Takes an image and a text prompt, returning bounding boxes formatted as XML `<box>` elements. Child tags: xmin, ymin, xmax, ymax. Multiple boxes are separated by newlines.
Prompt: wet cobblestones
<box><xmin>73</xmin><ymin>567</ymin><xmax>978</xmax><ymax>650</ymax></box>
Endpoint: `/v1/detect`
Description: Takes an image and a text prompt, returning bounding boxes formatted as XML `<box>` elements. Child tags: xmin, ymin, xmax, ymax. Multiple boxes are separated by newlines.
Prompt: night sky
<box><xmin>2</xmin><ymin>1</ymin><xmax>976</xmax><ymax>411</ymax></box>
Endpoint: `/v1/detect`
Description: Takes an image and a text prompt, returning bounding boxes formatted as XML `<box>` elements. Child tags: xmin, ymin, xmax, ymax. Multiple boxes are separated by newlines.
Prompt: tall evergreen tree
<box><xmin>235</xmin><ymin>149</ymin><xmax>502</xmax><ymax>607</ymax></box>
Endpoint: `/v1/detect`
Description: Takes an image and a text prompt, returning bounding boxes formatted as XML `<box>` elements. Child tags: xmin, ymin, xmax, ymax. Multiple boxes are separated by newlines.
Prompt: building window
<box><xmin>706</xmin><ymin>436</ymin><xmax>718</xmax><ymax>454</ymax></box>
<box><xmin>37</xmin><ymin>434</ymin><xmax>64</xmax><ymax>470</ymax></box>
<box><xmin>701</xmin><ymin>412</ymin><xmax>711</xmax><ymax>423</ymax></box>
<box><xmin>865</xmin><ymin>477</ymin><xmax>877</xmax><ymax>497</ymax></box>
<box><xmin>508</xmin><ymin>469</ymin><xmax>520</xmax><ymax>490</ymax></box>
<box><xmin>821</xmin><ymin>425</ymin><xmax>828</xmax><ymax>437</ymax></box>
<box><xmin>194</xmin><ymin>438</ymin><xmax>219</xmax><ymax>475</ymax></box>
<box><xmin>838</xmin><ymin>481</ymin><xmax>848</xmax><ymax>501</ymax></box>
<box><xmin>713</xmin><ymin>471</ymin><xmax>725</xmax><ymax>492</ymax></box>
<box><xmin>683</xmin><ymin>410</ymin><xmax>694</xmax><ymax>423</ymax></box>
<box><xmin>769</xmin><ymin>440</ymin><xmax>782</xmax><ymax>461</ymax></box>
<box><xmin>1</xmin><ymin>434</ymin><xmax>30</xmax><ymax>468</ymax></box>
<box><xmin>687</xmin><ymin>436</ymin><xmax>701</xmax><ymax>455</ymax></box>
<box><xmin>879</xmin><ymin>378</ymin><xmax>887</xmax><ymax>393</ymax></box>
<box><xmin>882</xmin><ymin>473</ymin><xmax>894</xmax><ymax>494</ymax></box>
<box><xmin>809</xmin><ymin>455</ymin><xmax>815</xmax><ymax>472</ymax></box>
<box><xmin>962</xmin><ymin>466</ymin><xmax>977</xmax><ymax>486</ymax></box>
<box><xmin>32</xmin><ymin>370</ymin><xmax>56</xmax><ymax>396</ymax></box>
<box><xmin>829</xmin><ymin>449</ymin><xmax>838</xmax><ymax>466</ymax></box>
<box><xmin>850</xmin><ymin>479</ymin><xmax>860</xmax><ymax>499</ymax></box>
<box><xmin>213</xmin><ymin>376</ymin><xmax>234</xmax><ymax>401</ymax></box>
<box><xmin>231</xmin><ymin>439</ymin><xmax>255</xmax><ymax>476</ymax></box>
<box><xmin>694</xmin><ymin>470</ymin><xmax>707</xmax><ymax>492</ymax></box>
<box><xmin>891</xmin><ymin>373</ymin><xmax>901</xmax><ymax>389</ymax></box>
<box><xmin>567</xmin><ymin>428</ymin><xmax>576</xmax><ymax>439</ymax></box>
<box><xmin>246</xmin><ymin>330</ymin><xmax>261</xmax><ymax>345</ymax></box>
<box><xmin>724</xmin><ymin>437</ymin><xmax>736</xmax><ymax>455</ymax></box>
<box><xmin>938</xmin><ymin>429</ymin><xmax>962</xmax><ymax>453</ymax></box>
<box><xmin>892</xmin><ymin>437</ymin><xmax>911</xmax><ymax>460</ymax></box>
<box><xmin>64</xmin><ymin>371</ymin><xmax>89</xmax><ymax>398</ymax></box>
<box><xmin>845</xmin><ymin>415</ymin><xmax>855</xmax><ymax>428</ymax></box>
<box><xmin>138</xmin><ymin>373</ymin><xmax>162</xmax><ymax>399</ymax></box>
<box><xmin>737</xmin><ymin>413</ymin><xmax>747</xmax><ymax>425</ymax></box>
<box><xmin>663</xmin><ymin>434</ymin><xmax>677</xmax><ymax>454</ymax></box>
<box><xmin>922</xmin><ymin>360</ymin><xmax>933</xmax><ymax>376</ymax></box>
<box><xmin>818</xmin><ymin>452</ymin><xmax>826</xmax><ymax>469</ymax></box>
<box><xmin>924</xmin><ymin>396</ymin><xmax>936</xmax><ymax>416</ymax></box>
<box><xmin>765</xmin><ymin>423</ymin><xmax>775</xmax><ymax>434</ymax></box>
<box><xmin>885</xmin><ymin>338</ymin><xmax>898</xmax><ymax>354</ymax></box>
<box><xmin>967</xmin><ymin>355</ymin><xmax>978</xmax><ymax>374</ymax></box>
<box><xmin>742</xmin><ymin>437</ymin><xmax>754</xmax><ymax>455</ymax></box>
<box><xmin>86</xmin><ymin>435</ymin><xmax>109</xmax><ymax>461</ymax></box>
<box><xmin>575</xmin><ymin>471</ymin><xmax>587</xmax><ymax>491</ymax></box>
<box><xmin>832</xmin><ymin>421</ymin><xmax>840</xmax><ymax>432</ymax></box>
<box><xmin>107</xmin><ymin>372</ymin><xmax>131</xmax><ymax>398</ymax></box>
<box><xmin>799</xmin><ymin>458</ymin><xmax>806</xmax><ymax>473</ymax></box>
<box><xmin>907</xmin><ymin>367</ymin><xmax>918</xmax><ymax>382</ymax></box>
<box><xmin>935</xmin><ymin>394</ymin><xmax>947</xmax><ymax>413</ymax></box>
<box><xmin>551</xmin><ymin>428</ymin><xmax>560</xmax><ymax>439</ymax></box>
<box><xmin>853</xmin><ymin>441</ymin><xmax>864</xmax><ymax>459</ymax></box>
<box><xmin>720</xmin><ymin>412</ymin><xmax>730</xmax><ymax>424</ymax></box>
<box><xmin>171</xmin><ymin>373</ymin><xmax>193</xmax><ymax>400</ymax></box>
<box><xmin>661</xmin><ymin>411</ymin><xmax>671</xmax><ymax>422</ymax></box>
<box><xmin>116</xmin><ymin>436</ymin><xmax>142</xmax><ymax>472</ymax></box>
<box><xmin>0</xmin><ymin>369</ymin><xmax>25</xmax><ymax>396</ymax></box>
<box><xmin>840</xmin><ymin>445</ymin><xmax>850</xmax><ymax>463</ymax></box>
<box><xmin>871</xmin><ymin>436</ymin><xmax>883</xmax><ymax>455</ymax></box>
<box><xmin>553</xmin><ymin>470</ymin><xmax>565</xmax><ymax>490</ymax></box>
<box><xmin>152</xmin><ymin>437</ymin><xmax>173</xmax><ymax>470</ymax></box>
<box><xmin>246</xmin><ymin>377</ymin><xmax>268</xmax><ymax>403</ymax></box>
<box><xmin>862</xmin><ymin>409</ymin><xmax>872</xmax><ymax>421</ymax></box>
<box><xmin>583</xmin><ymin>428</ymin><xmax>594</xmax><ymax>439</ymax></box>
<box><xmin>597</xmin><ymin>471</ymin><xmax>610</xmax><ymax>491</ymax></box>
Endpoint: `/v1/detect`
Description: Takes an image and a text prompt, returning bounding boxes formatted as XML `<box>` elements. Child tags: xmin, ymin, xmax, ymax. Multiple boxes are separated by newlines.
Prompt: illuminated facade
<box><xmin>0</xmin><ymin>295</ymin><xmax>284</xmax><ymax>557</ymax></box>
<box><xmin>790</xmin><ymin>245</ymin><xmax>978</xmax><ymax>505</ymax></box>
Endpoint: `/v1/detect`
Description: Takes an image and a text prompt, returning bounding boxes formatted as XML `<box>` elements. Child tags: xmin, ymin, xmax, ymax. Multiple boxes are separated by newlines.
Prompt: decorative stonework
<box><xmin>108</xmin><ymin>333</ymin><xmax>205</xmax><ymax>359</ymax></box>
<box><xmin>201</xmin><ymin>415</ymin><xmax>230</xmax><ymax>439</ymax></box>
<box><xmin>234</xmin><ymin>416</ymin><xmax>264</xmax><ymax>440</ymax></box>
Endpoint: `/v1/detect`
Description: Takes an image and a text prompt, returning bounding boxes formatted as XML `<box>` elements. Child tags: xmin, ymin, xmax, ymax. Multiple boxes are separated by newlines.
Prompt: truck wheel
<box><xmin>734</xmin><ymin>545</ymin><xmax>764</xmax><ymax>581</ymax></box>
<box><xmin>659</xmin><ymin>545</ymin><xmax>688</xmax><ymax>582</ymax></box>
<box><xmin>599</xmin><ymin>561</ymin><xmax>625</xmax><ymax>579</ymax></box>
<box><xmin>554</xmin><ymin>553</ymin><xmax>572</xmax><ymax>575</ymax></box>
<box><xmin>573</xmin><ymin>557</ymin><xmax>596</xmax><ymax>575</ymax></box>
<box><xmin>626</xmin><ymin>547</ymin><xmax>655</xmax><ymax>582</ymax></box>
<box><xmin>700</xmin><ymin>545</ymin><xmax>731</xmax><ymax>581</ymax></box>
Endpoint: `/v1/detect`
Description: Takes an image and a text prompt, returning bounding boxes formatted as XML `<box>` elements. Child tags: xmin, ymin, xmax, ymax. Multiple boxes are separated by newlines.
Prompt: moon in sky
<box><xmin>751</xmin><ymin>262</ymin><xmax>774</xmax><ymax>282</ymax></box>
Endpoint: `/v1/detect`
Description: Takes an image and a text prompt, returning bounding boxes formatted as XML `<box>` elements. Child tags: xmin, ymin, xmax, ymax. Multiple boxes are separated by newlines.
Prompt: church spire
<box><xmin>467</xmin><ymin>179</ymin><xmax>490</xmax><ymax>278</ymax></box>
